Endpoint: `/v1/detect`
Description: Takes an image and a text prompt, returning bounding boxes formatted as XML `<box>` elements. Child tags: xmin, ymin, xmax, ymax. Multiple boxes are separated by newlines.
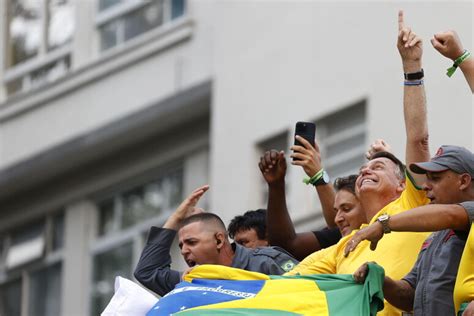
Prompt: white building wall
<box><xmin>0</xmin><ymin>0</ymin><xmax>215</xmax><ymax>169</ymax></box>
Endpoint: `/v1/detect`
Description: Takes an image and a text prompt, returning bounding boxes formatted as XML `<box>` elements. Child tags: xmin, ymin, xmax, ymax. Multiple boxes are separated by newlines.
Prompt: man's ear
<box><xmin>396</xmin><ymin>179</ymin><xmax>406</xmax><ymax>194</ymax></box>
<box><xmin>459</xmin><ymin>173</ymin><xmax>472</xmax><ymax>191</ymax></box>
<box><xmin>215</xmin><ymin>232</ymin><xmax>225</xmax><ymax>249</ymax></box>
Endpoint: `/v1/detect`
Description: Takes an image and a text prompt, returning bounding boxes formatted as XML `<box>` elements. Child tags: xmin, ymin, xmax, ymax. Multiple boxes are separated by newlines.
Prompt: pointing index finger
<box><xmin>398</xmin><ymin>10</ymin><xmax>404</xmax><ymax>31</ymax></box>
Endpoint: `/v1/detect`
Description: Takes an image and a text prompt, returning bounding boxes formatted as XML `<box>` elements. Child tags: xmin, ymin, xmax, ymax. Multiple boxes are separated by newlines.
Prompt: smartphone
<box><xmin>293</xmin><ymin>121</ymin><xmax>316</xmax><ymax>160</ymax></box>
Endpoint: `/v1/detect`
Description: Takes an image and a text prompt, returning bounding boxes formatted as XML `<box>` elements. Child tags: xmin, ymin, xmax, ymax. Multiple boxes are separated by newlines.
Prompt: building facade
<box><xmin>0</xmin><ymin>1</ymin><xmax>472</xmax><ymax>315</ymax></box>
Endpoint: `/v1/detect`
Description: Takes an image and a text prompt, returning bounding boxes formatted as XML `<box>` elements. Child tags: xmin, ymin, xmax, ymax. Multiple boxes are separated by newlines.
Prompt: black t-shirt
<box><xmin>313</xmin><ymin>227</ymin><xmax>341</xmax><ymax>249</ymax></box>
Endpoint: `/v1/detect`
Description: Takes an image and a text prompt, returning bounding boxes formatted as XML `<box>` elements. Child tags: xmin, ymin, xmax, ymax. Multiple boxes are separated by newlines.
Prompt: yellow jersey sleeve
<box><xmin>402</xmin><ymin>171</ymin><xmax>430</xmax><ymax>210</ymax></box>
<box><xmin>454</xmin><ymin>223</ymin><xmax>474</xmax><ymax>313</ymax></box>
<box><xmin>284</xmin><ymin>243</ymin><xmax>338</xmax><ymax>276</ymax></box>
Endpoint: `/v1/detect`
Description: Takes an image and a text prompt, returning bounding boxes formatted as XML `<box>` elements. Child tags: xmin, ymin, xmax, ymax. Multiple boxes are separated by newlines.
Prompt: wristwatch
<box><xmin>404</xmin><ymin>69</ymin><xmax>424</xmax><ymax>80</ymax></box>
<box><xmin>377</xmin><ymin>214</ymin><xmax>391</xmax><ymax>234</ymax></box>
<box><xmin>313</xmin><ymin>170</ymin><xmax>330</xmax><ymax>186</ymax></box>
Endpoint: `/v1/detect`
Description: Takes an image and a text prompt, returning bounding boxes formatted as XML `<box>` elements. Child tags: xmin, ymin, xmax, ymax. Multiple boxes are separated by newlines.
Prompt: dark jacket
<box><xmin>134</xmin><ymin>227</ymin><xmax>299</xmax><ymax>296</ymax></box>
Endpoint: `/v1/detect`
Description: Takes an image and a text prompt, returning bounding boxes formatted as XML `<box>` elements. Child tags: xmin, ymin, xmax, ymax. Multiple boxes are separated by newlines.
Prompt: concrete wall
<box><xmin>0</xmin><ymin>0</ymin><xmax>215</xmax><ymax>169</ymax></box>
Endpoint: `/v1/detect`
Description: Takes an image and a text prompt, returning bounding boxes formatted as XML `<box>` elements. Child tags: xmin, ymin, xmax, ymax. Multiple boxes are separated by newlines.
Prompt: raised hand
<box><xmin>259</xmin><ymin>150</ymin><xmax>287</xmax><ymax>185</ymax></box>
<box><xmin>397</xmin><ymin>10</ymin><xmax>423</xmax><ymax>72</ymax></box>
<box><xmin>365</xmin><ymin>139</ymin><xmax>393</xmax><ymax>160</ymax></box>
<box><xmin>431</xmin><ymin>30</ymin><xmax>465</xmax><ymax>61</ymax></box>
<box><xmin>290</xmin><ymin>135</ymin><xmax>322</xmax><ymax>177</ymax></box>
<box><xmin>164</xmin><ymin>185</ymin><xmax>209</xmax><ymax>230</ymax></box>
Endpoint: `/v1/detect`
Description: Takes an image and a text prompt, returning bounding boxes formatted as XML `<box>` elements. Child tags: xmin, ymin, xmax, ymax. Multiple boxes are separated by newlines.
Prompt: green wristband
<box><xmin>303</xmin><ymin>169</ymin><xmax>324</xmax><ymax>185</ymax></box>
<box><xmin>447</xmin><ymin>50</ymin><xmax>471</xmax><ymax>77</ymax></box>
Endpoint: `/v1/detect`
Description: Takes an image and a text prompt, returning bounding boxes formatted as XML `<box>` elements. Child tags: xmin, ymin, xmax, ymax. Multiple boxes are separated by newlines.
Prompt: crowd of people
<box><xmin>132</xmin><ymin>11</ymin><xmax>473</xmax><ymax>316</ymax></box>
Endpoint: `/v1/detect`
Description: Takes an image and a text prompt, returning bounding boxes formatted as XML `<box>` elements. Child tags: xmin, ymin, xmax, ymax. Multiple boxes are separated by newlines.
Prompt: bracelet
<box><xmin>447</xmin><ymin>50</ymin><xmax>471</xmax><ymax>77</ymax></box>
<box><xmin>303</xmin><ymin>169</ymin><xmax>324</xmax><ymax>185</ymax></box>
<box><xmin>404</xmin><ymin>69</ymin><xmax>424</xmax><ymax>80</ymax></box>
<box><xmin>404</xmin><ymin>79</ymin><xmax>424</xmax><ymax>86</ymax></box>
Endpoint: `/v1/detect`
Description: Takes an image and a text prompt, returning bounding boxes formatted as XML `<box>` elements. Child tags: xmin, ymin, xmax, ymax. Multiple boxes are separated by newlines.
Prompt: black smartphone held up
<box><xmin>293</xmin><ymin>121</ymin><xmax>316</xmax><ymax>160</ymax></box>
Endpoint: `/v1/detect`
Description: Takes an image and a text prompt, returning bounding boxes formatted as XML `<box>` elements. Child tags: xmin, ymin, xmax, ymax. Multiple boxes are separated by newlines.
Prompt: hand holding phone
<box><xmin>291</xmin><ymin>122</ymin><xmax>325</xmax><ymax>179</ymax></box>
<box><xmin>292</xmin><ymin>122</ymin><xmax>316</xmax><ymax>161</ymax></box>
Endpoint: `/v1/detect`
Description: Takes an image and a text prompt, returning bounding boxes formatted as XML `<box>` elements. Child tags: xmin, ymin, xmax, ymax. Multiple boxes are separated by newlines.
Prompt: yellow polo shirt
<box><xmin>454</xmin><ymin>223</ymin><xmax>474</xmax><ymax>314</ymax></box>
<box><xmin>286</xmin><ymin>175</ymin><xmax>430</xmax><ymax>315</ymax></box>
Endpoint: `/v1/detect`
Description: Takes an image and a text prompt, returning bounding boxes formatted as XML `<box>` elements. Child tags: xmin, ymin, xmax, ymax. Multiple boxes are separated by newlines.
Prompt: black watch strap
<box><xmin>404</xmin><ymin>69</ymin><xmax>424</xmax><ymax>80</ymax></box>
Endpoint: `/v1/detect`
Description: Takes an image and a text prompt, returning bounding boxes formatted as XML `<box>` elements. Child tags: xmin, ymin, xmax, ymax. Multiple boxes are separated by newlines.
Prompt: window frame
<box><xmin>316</xmin><ymin>101</ymin><xmax>367</xmax><ymax>179</ymax></box>
<box><xmin>2</xmin><ymin>0</ymin><xmax>74</xmax><ymax>96</ymax></box>
<box><xmin>0</xmin><ymin>210</ymin><xmax>65</xmax><ymax>316</ymax></box>
<box><xmin>89</xmin><ymin>162</ymin><xmax>185</xmax><ymax>314</ymax></box>
<box><xmin>95</xmin><ymin>0</ymin><xmax>183</xmax><ymax>51</ymax></box>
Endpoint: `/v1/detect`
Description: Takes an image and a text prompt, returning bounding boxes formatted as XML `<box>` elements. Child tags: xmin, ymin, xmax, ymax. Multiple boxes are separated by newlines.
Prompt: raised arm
<box><xmin>134</xmin><ymin>185</ymin><xmax>209</xmax><ymax>296</ymax></box>
<box><xmin>397</xmin><ymin>10</ymin><xmax>430</xmax><ymax>186</ymax></box>
<box><xmin>431</xmin><ymin>30</ymin><xmax>474</xmax><ymax>93</ymax></box>
<box><xmin>290</xmin><ymin>136</ymin><xmax>336</xmax><ymax>228</ymax></box>
<box><xmin>259</xmin><ymin>150</ymin><xmax>323</xmax><ymax>260</ymax></box>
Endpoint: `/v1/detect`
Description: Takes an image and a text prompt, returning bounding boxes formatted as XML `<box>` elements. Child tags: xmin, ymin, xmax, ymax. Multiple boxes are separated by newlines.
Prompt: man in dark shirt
<box><xmin>228</xmin><ymin>209</ymin><xmax>269</xmax><ymax>249</ymax></box>
<box><xmin>134</xmin><ymin>185</ymin><xmax>299</xmax><ymax>297</ymax></box>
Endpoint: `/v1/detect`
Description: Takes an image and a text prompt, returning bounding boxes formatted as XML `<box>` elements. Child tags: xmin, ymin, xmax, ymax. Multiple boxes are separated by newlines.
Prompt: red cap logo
<box><xmin>435</xmin><ymin>147</ymin><xmax>444</xmax><ymax>157</ymax></box>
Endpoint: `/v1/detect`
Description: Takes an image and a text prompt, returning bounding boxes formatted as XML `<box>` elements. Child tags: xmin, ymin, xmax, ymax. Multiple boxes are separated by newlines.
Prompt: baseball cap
<box><xmin>410</xmin><ymin>145</ymin><xmax>474</xmax><ymax>177</ymax></box>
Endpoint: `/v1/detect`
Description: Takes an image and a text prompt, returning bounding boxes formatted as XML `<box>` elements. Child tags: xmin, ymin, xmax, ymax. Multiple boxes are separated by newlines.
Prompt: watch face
<box><xmin>378</xmin><ymin>214</ymin><xmax>389</xmax><ymax>221</ymax></box>
<box><xmin>322</xmin><ymin>171</ymin><xmax>330</xmax><ymax>184</ymax></box>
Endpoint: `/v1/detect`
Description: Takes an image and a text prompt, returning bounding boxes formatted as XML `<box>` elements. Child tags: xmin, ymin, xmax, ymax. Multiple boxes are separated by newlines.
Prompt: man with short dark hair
<box><xmin>228</xmin><ymin>209</ymin><xmax>269</xmax><ymax>249</ymax></box>
<box><xmin>134</xmin><ymin>185</ymin><xmax>298</xmax><ymax>297</ymax></box>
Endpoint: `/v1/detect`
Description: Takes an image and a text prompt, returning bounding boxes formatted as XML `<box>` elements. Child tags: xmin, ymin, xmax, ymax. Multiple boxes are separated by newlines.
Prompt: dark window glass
<box><xmin>98</xmin><ymin>0</ymin><xmax>124</xmax><ymax>11</ymax></box>
<box><xmin>28</xmin><ymin>263</ymin><xmax>62</xmax><ymax>316</ymax></box>
<box><xmin>98</xmin><ymin>168</ymin><xmax>183</xmax><ymax>235</ymax></box>
<box><xmin>123</xmin><ymin>1</ymin><xmax>164</xmax><ymax>42</ymax></box>
<box><xmin>91</xmin><ymin>242</ymin><xmax>133</xmax><ymax>316</ymax></box>
<box><xmin>99</xmin><ymin>19</ymin><xmax>120</xmax><ymax>51</ymax></box>
<box><xmin>98</xmin><ymin>199</ymin><xmax>116</xmax><ymax>237</ymax></box>
<box><xmin>0</xmin><ymin>279</ymin><xmax>22</xmax><ymax>316</ymax></box>
<box><xmin>171</xmin><ymin>0</ymin><xmax>185</xmax><ymax>19</ymax></box>
<box><xmin>52</xmin><ymin>213</ymin><xmax>64</xmax><ymax>251</ymax></box>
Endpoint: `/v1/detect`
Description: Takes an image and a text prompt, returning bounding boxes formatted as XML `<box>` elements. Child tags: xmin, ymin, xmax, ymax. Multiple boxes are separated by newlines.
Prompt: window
<box><xmin>317</xmin><ymin>100</ymin><xmax>367</xmax><ymax>179</ymax></box>
<box><xmin>90</xmin><ymin>242</ymin><xmax>133</xmax><ymax>316</ymax></box>
<box><xmin>0</xmin><ymin>278</ymin><xmax>22</xmax><ymax>316</ymax></box>
<box><xmin>28</xmin><ymin>263</ymin><xmax>62</xmax><ymax>316</ymax></box>
<box><xmin>97</xmin><ymin>167</ymin><xmax>183</xmax><ymax>236</ymax></box>
<box><xmin>97</xmin><ymin>0</ymin><xmax>186</xmax><ymax>51</ymax></box>
<box><xmin>6</xmin><ymin>221</ymin><xmax>45</xmax><ymax>269</ymax></box>
<box><xmin>4</xmin><ymin>0</ymin><xmax>75</xmax><ymax>95</ymax></box>
<box><xmin>91</xmin><ymin>166</ymin><xmax>184</xmax><ymax>314</ymax></box>
<box><xmin>0</xmin><ymin>211</ymin><xmax>65</xmax><ymax>316</ymax></box>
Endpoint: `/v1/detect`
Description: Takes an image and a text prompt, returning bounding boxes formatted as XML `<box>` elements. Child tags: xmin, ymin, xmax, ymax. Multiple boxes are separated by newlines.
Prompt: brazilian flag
<box><xmin>147</xmin><ymin>263</ymin><xmax>384</xmax><ymax>315</ymax></box>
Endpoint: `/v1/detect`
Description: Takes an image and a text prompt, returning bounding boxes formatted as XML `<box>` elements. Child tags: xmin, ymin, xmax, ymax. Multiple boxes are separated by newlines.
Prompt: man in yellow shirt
<box><xmin>285</xmin><ymin>157</ymin><xmax>430</xmax><ymax>316</ymax></box>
